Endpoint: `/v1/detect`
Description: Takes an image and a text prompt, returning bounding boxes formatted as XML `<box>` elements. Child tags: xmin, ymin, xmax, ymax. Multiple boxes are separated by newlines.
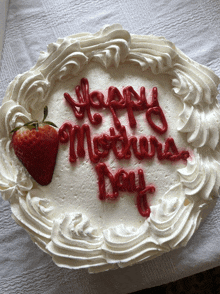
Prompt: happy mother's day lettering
<box><xmin>59</xmin><ymin>78</ymin><xmax>190</xmax><ymax>217</ymax></box>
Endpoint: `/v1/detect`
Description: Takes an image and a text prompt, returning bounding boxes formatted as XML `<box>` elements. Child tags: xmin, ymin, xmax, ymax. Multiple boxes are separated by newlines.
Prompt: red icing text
<box><xmin>96</xmin><ymin>163</ymin><xmax>155</xmax><ymax>217</ymax></box>
<box><xmin>60</xmin><ymin>78</ymin><xmax>190</xmax><ymax>218</ymax></box>
<box><xmin>64</xmin><ymin>78</ymin><xmax>168</xmax><ymax>134</ymax></box>
<box><xmin>59</xmin><ymin>123</ymin><xmax>189</xmax><ymax>163</ymax></box>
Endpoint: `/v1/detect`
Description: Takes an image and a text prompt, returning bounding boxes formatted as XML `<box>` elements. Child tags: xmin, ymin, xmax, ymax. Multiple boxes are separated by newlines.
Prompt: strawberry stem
<box><xmin>10</xmin><ymin>106</ymin><xmax>57</xmax><ymax>133</ymax></box>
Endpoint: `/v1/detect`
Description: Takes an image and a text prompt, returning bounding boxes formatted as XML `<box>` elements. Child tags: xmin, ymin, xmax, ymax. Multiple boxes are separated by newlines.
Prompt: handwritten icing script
<box><xmin>59</xmin><ymin>78</ymin><xmax>189</xmax><ymax>217</ymax></box>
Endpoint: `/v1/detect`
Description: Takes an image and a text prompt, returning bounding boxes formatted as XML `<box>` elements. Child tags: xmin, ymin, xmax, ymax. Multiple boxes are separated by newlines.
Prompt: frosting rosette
<box><xmin>0</xmin><ymin>24</ymin><xmax>220</xmax><ymax>273</ymax></box>
<box><xmin>46</xmin><ymin>212</ymin><xmax>106</xmax><ymax>270</ymax></box>
<box><xmin>10</xmin><ymin>189</ymin><xmax>54</xmax><ymax>251</ymax></box>
<box><xmin>0</xmin><ymin>138</ymin><xmax>33</xmax><ymax>201</ymax></box>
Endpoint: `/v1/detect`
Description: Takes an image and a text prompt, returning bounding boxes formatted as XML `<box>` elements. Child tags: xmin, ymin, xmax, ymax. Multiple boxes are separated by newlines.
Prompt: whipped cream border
<box><xmin>0</xmin><ymin>24</ymin><xmax>220</xmax><ymax>273</ymax></box>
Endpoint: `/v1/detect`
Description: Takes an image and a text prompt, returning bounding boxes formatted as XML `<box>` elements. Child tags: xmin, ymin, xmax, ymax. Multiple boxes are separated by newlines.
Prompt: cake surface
<box><xmin>1</xmin><ymin>24</ymin><xmax>220</xmax><ymax>273</ymax></box>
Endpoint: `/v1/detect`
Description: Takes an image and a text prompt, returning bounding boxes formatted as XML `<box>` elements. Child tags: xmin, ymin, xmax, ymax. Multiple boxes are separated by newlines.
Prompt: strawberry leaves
<box><xmin>43</xmin><ymin>105</ymin><xmax>48</xmax><ymax>121</ymax></box>
<box><xmin>10</xmin><ymin>106</ymin><xmax>57</xmax><ymax>133</ymax></box>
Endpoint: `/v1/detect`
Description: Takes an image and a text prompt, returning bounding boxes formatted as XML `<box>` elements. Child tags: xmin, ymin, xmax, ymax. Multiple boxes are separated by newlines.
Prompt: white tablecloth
<box><xmin>1</xmin><ymin>1</ymin><xmax>220</xmax><ymax>293</ymax></box>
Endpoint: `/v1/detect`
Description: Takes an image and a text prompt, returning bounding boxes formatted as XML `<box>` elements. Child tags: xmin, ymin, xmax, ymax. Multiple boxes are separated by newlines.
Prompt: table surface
<box><xmin>0</xmin><ymin>1</ymin><xmax>220</xmax><ymax>293</ymax></box>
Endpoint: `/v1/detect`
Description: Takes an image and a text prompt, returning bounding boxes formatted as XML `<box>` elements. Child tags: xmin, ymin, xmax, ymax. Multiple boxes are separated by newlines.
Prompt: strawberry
<box><xmin>11</xmin><ymin>106</ymin><xmax>59</xmax><ymax>186</ymax></box>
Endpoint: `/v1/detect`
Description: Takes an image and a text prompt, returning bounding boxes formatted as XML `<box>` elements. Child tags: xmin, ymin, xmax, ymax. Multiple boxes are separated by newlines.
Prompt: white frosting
<box><xmin>0</xmin><ymin>24</ymin><xmax>220</xmax><ymax>273</ymax></box>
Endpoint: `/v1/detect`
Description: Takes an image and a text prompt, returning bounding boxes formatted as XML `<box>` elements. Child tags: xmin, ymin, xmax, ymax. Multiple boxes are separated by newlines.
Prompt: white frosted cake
<box><xmin>1</xmin><ymin>24</ymin><xmax>220</xmax><ymax>273</ymax></box>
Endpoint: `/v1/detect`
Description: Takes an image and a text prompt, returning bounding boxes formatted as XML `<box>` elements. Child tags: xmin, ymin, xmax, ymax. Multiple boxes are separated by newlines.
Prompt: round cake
<box><xmin>1</xmin><ymin>24</ymin><xmax>220</xmax><ymax>273</ymax></box>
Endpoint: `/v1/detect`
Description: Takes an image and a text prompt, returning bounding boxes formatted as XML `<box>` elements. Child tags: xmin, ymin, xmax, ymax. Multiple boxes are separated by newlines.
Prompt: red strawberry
<box><xmin>11</xmin><ymin>106</ymin><xmax>59</xmax><ymax>186</ymax></box>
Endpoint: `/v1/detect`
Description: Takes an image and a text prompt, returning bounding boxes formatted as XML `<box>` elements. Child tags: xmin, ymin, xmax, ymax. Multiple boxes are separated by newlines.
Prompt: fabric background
<box><xmin>0</xmin><ymin>1</ymin><xmax>220</xmax><ymax>293</ymax></box>
<box><xmin>0</xmin><ymin>0</ymin><xmax>8</xmax><ymax>65</ymax></box>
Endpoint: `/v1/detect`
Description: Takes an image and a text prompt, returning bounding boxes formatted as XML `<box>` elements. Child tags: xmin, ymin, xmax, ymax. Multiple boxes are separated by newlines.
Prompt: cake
<box><xmin>1</xmin><ymin>24</ymin><xmax>220</xmax><ymax>273</ymax></box>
